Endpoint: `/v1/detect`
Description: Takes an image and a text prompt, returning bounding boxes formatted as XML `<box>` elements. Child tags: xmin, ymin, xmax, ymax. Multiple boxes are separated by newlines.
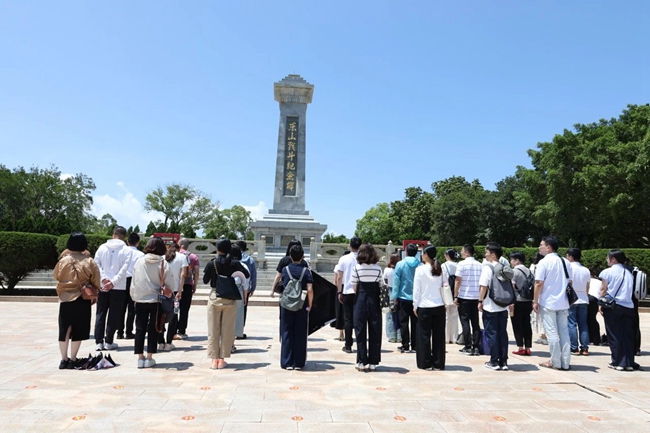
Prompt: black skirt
<box><xmin>58</xmin><ymin>297</ymin><xmax>92</xmax><ymax>341</ymax></box>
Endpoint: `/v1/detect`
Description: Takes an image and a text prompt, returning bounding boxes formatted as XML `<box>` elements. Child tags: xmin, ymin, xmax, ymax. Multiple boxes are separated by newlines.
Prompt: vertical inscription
<box><xmin>283</xmin><ymin>116</ymin><xmax>299</xmax><ymax>196</ymax></box>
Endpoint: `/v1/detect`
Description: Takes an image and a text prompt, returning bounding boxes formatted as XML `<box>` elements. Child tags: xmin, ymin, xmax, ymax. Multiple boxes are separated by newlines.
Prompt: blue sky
<box><xmin>1</xmin><ymin>1</ymin><xmax>648</xmax><ymax>237</ymax></box>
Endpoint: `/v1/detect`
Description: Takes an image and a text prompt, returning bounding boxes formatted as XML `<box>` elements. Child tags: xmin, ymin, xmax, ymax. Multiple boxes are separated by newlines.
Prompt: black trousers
<box><xmin>353</xmin><ymin>288</ymin><xmax>382</xmax><ymax>365</ymax></box>
<box><xmin>633</xmin><ymin>296</ymin><xmax>641</xmax><ymax>353</ymax></box>
<box><xmin>94</xmin><ymin>290</ymin><xmax>126</xmax><ymax>344</ymax></box>
<box><xmin>119</xmin><ymin>277</ymin><xmax>136</xmax><ymax>336</ymax></box>
<box><xmin>158</xmin><ymin>293</ymin><xmax>178</xmax><ymax>345</ymax></box>
<box><xmin>483</xmin><ymin>310</ymin><xmax>509</xmax><ymax>367</ymax></box>
<box><xmin>603</xmin><ymin>305</ymin><xmax>635</xmax><ymax>368</ymax></box>
<box><xmin>398</xmin><ymin>299</ymin><xmax>417</xmax><ymax>351</ymax></box>
<box><xmin>177</xmin><ymin>284</ymin><xmax>194</xmax><ymax>334</ymax></box>
<box><xmin>134</xmin><ymin>302</ymin><xmax>159</xmax><ymax>355</ymax></box>
<box><xmin>342</xmin><ymin>293</ymin><xmax>356</xmax><ymax>349</ymax></box>
<box><xmin>587</xmin><ymin>295</ymin><xmax>601</xmax><ymax>345</ymax></box>
<box><xmin>416</xmin><ymin>306</ymin><xmax>446</xmax><ymax>370</ymax></box>
<box><xmin>511</xmin><ymin>301</ymin><xmax>533</xmax><ymax>348</ymax></box>
<box><xmin>280</xmin><ymin>302</ymin><xmax>309</xmax><ymax>369</ymax></box>
<box><xmin>458</xmin><ymin>298</ymin><xmax>480</xmax><ymax>350</ymax></box>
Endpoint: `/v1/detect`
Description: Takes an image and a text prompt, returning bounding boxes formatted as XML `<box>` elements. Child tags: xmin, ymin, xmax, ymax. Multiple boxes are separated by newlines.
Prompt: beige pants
<box><xmin>207</xmin><ymin>297</ymin><xmax>237</xmax><ymax>359</ymax></box>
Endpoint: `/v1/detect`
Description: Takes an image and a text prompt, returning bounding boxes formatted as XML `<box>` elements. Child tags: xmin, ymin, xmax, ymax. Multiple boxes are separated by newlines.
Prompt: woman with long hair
<box><xmin>157</xmin><ymin>242</ymin><xmax>187</xmax><ymax>352</ymax></box>
<box><xmin>203</xmin><ymin>239</ymin><xmax>250</xmax><ymax>369</ymax></box>
<box><xmin>413</xmin><ymin>245</ymin><xmax>446</xmax><ymax>370</ymax></box>
<box><xmin>53</xmin><ymin>232</ymin><xmax>101</xmax><ymax>369</ymax></box>
<box><xmin>383</xmin><ymin>253</ymin><xmax>401</xmax><ymax>343</ymax></box>
<box><xmin>131</xmin><ymin>237</ymin><xmax>175</xmax><ymax>368</ymax></box>
<box><xmin>442</xmin><ymin>249</ymin><xmax>459</xmax><ymax>344</ymax></box>
<box><xmin>351</xmin><ymin>243</ymin><xmax>383</xmax><ymax>371</ymax></box>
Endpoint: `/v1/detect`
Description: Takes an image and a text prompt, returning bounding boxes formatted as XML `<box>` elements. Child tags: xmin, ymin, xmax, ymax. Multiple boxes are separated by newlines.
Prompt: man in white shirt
<box><xmin>336</xmin><ymin>237</ymin><xmax>361</xmax><ymax>353</ymax></box>
<box><xmin>454</xmin><ymin>244</ymin><xmax>483</xmax><ymax>356</ymax></box>
<box><xmin>478</xmin><ymin>242</ymin><xmax>512</xmax><ymax>370</ymax></box>
<box><xmin>533</xmin><ymin>236</ymin><xmax>572</xmax><ymax>370</ymax></box>
<box><xmin>566</xmin><ymin>248</ymin><xmax>591</xmax><ymax>355</ymax></box>
<box><xmin>94</xmin><ymin>226</ymin><xmax>132</xmax><ymax>351</ymax></box>
<box><xmin>118</xmin><ymin>232</ymin><xmax>144</xmax><ymax>339</ymax></box>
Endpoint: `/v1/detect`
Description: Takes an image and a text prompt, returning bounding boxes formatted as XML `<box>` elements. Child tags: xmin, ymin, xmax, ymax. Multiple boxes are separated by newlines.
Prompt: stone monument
<box><xmin>250</xmin><ymin>74</ymin><xmax>327</xmax><ymax>250</ymax></box>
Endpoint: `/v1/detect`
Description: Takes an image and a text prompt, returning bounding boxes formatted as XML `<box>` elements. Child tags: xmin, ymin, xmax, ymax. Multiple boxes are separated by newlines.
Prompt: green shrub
<box><xmin>0</xmin><ymin>232</ymin><xmax>58</xmax><ymax>290</ymax></box>
<box><xmin>56</xmin><ymin>234</ymin><xmax>111</xmax><ymax>256</ymax></box>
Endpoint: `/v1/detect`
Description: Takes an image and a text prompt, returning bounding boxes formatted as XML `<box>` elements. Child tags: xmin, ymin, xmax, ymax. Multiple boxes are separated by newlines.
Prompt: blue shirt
<box><xmin>390</xmin><ymin>256</ymin><xmax>422</xmax><ymax>301</ymax></box>
<box><xmin>282</xmin><ymin>263</ymin><xmax>313</xmax><ymax>291</ymax></box>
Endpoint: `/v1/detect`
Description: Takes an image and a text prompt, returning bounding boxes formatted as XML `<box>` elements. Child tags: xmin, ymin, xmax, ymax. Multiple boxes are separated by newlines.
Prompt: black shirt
<box><xmin>276</xmin><ymin>256</ymin><xmax>308</xmax><ymax>273</ymax></box>
<box><xmin>203</xmin><ymin>255</ymin><xmax>250</xmax><ymax>288</ymax></box>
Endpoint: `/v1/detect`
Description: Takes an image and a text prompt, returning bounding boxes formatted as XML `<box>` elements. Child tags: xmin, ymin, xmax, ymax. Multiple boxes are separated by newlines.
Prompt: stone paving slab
<box><xmin>0</xmin><ymin>302</ymin><xmax>649</xmax><ymax>432</ymax></box>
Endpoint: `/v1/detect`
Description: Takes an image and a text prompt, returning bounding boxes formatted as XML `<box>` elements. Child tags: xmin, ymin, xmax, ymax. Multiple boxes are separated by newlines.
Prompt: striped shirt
<box><xmin>455</xmin><ymin>257</ymin><xmax>482</xmax><ymax>300</ymax></box>
<box><xmin>351</xmin><ymin>264</ymin><xmax>383</xmax><ymax>284</ymax></box>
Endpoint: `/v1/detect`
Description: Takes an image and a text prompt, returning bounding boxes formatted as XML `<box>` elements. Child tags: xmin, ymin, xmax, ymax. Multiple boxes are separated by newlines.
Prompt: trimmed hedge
<box><xmin>56</xmin><ymin>234</ymin><xmax>111</xmax><ymax>256</ymax></box>
<box><xmin>0</xmin><ymin>232</ymin><xmax>58</xmax><ymax>290</ymax></box>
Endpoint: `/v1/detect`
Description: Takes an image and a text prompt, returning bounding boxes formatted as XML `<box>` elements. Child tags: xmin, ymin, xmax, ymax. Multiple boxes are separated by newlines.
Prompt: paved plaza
<box><xmin>0</xmin><ymin>302</ymin><xmax>649</xmax><ymax>433</ymax></box>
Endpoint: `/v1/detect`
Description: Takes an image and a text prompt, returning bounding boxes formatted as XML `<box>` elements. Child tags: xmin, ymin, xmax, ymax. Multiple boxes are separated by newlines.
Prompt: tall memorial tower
<box><xmin>250</xmin><ymin>74</ymin><xmax>327</xmax><ymax>250</ymax></box>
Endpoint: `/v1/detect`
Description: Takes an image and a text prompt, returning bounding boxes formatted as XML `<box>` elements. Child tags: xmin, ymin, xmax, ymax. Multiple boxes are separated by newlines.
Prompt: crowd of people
<box><xmin>53</xmin><ymin>228</ymin><xmax>642</xmax><ymax>373</ymax></box>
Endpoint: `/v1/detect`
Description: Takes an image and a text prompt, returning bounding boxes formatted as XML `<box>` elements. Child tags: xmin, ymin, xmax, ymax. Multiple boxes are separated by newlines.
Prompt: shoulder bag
<box><xmin>213</xmin><ymin>259</ymin><xmax>242</xmax><ymax>300</ymax></box>
<box><xmin>71</xmin><ymin>261</ymin><xmax>98</xmax><ymax>302</ymax></box>
<box><xmin>561</xmin><ymin>258</ymin><xmax>578</xmax><ymax>306</ymax></box>
<box><xmin>440</xmin><ymin>264</ymin><xmax>455</xmax><ymax>306</ymax></box>
<box><xmin>598</xmin><ymin>271</ymin><xmax>625</xmax><ymax>310</ymax></box>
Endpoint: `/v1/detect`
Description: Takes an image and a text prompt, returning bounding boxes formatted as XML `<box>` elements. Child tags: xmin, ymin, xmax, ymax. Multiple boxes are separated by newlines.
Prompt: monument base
<box><xmin>251</xmin><ymin>213</ymin><xmax>327</xmax><ymax>251</ymax></box>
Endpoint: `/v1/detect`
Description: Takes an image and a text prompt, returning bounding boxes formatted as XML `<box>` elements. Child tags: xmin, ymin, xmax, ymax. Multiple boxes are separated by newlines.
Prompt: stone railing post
<box><xmin>386</xmin><ymin>240</ymin><xmax>394</xmax><ymax>257</ymax></box>
<box><xmin>258</xmin><ymin>236</ymin><xmax>266</xmax><ymax>261</ymax></box>
<box><xmin>310</xmin><ymin>237</ymin><xmax>319</xmax><ymax>266</ymax></box>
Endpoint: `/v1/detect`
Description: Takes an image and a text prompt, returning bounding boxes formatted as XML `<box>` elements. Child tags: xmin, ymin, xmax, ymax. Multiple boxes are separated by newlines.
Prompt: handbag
<box><xmin>159</xmin><ymin>261</ymin><xmax>174</xmax><ymax>314</ymax></box>
<box><xmin>560</xmin><ymin>258</ymin><xmax>579</xmax><ymax>306</ymax></box>
<box><xmin>212</xmin><ymin>259</ymin><xmax>242</xmax><ymax>300</ymax></box>
<box><xmin>440</xmin><ymin>265</ymin><xmax>455</xmax><ymax>306</ymax></box>
<box><xmin>71</xmin><ymin>263</ymin><xmax>98</xmax><ymax>302</ymax></box>
<box><xmin>598</xmin><ymin>272</ymin><xmax>625</xmax><ymax>310</ymax></box>
<box><xmin>379</xmin><ymin>281</ymin><xmax>390</xmax><ymax>309</ymax></box>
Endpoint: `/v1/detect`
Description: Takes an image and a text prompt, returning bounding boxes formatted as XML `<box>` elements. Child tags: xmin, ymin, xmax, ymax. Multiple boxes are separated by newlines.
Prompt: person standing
<box><xmin>509</xmin><ymin>251</ymin><xmax>533</xmax><ymax>356</ymax></box>
<box><xmin>336</xmin><ymin>237</ymin><xmax>362</xmax><ymax>354</ymax></box>
<box><xmin>442</xmin><ymin>249</ymin><xmax>459</xmax><ymax>344</ymax></box>
<box><xmin>176</xmin><ymin>238</ymin><xmax>200</xmax><ymax>340</ymax></box>
<box><xmin>130</xmin><ymin>237</ymin><xmax>175</xmax><ymax>368</ymax></box>
<box><xmin>533</xmin><ymin>236</ymin><xmax>572</xmax><ymax>371</ymax></box>
<box><xmin>279</xmin><ymin>244</ymin><xmax>314</xmax><ymax>370</ymax></box>
<box><xmin>157</xmin><ymin>243</ymin><xmax>187</xmax><ymax>352</ymax></box>
<box><xmin>413</xmin><ymin>246</ymin><xmax>446</xmax><ymax>371</ymax></box>
<box><xmin>391</xmin><ymin>243</ymin><xmax>422</xmax><ymax>354</ymax></box>
<box><xmin>94</xmin><ymin>226</ymin><xmax>132</xmax><ymax>351</ymax></box>
<box><xmin>479</xmin><ymin>242</ymin><xmax>513</xmax><ymax>370</ymax></box>
<box><xmin>566</xmin><ymin>248</ymin><xmax>591</xmax><ymax>356</ymax></box>
<box><xmin>119</xmin><ymin>232</ymin><xmax>143</xmax><ymax>340</ymax></box>
<box><xmin>599</xmin><ymin>250</ymin><xmax>635</xmax><ymax>371</ymax></box>
<box><xmin>383</xmin><ymin>253</ymin><xmax>401</xmax><ymax>344</ymax></box>
<box><xmin>236</xmin><ymin>240</ymin><xmax>257</xmax><ymax>339</ymax></box>
<box><xmin>53</xmin><ymin>232</ymin><xmax>101</xmax><ymax>369</ymax></box>
<box><xmin>454</xmin><ymin>244</ymin><xmax>483</xmax><ymax>356</ymax></box>
<box><xmin>350</xmin><ymin>243</ymin><xmax>383</xmax><ymax>372</ymax></box>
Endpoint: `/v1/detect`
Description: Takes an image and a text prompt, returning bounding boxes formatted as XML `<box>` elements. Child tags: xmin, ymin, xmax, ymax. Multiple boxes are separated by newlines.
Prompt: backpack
<box><xmin>486</xmin><ymin>262</ymin><xmax>516</xmax><ymax>307</ymax></box>
<box><xmin>515</xmin><ymin>268</ymin><xmax>535</xmax><ymax>300</ymax></box>
<box><xmin>633</xmin><ymin>267</ymin><xmax>647</xmax><ymax>300</ymax></box>
<box><xmin>280</xmin><ymin>267</ymin><xmax>308</xmax><ymax>311</ymax></box>
<box><xmin>443</xmin><ymin>264</ymin><xmax>456</xmax><ymax>291</ymax></box>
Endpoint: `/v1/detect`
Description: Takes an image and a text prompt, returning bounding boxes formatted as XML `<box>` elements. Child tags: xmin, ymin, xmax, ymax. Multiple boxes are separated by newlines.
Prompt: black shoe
<box><xmin>232</xmin><ymin>345</ymin><xmax>237</xmax><ymax>353</ymax></box>
<box><xmin>105</xmin><ymin>354</ymin><xmax>117</xmax><ymax>367</ymax></box>
<box><xmin>472</xmin><ymin>348</ymin><xmax>480</xmax><ymax>356</ymax></box>
<box><xmin>66</xmin><ymin>359</ymin><xmax>75</xmax><ymax>369</ymax></box>
<box><xmin>458</xmin><ymin>348</ymin><xmax>472</xmax><ymax>355</ymax></box>
<box><xmin>59</xmin><ymin>359</ymin><xmax>69</xmax><ymax>370</ymax></box>
<box><xmin>485</xmin><ymin>362</ymin><xmax>501</xmax><ymax>370</ymax></box>
<box><xmin>235</xmin><ymin>334</ymin><xmax>247</xmax><ymax>340</ymax></box>
<box><xmin>125</xmin><ymin>333</ymin><xmax>135</xmax><ymax>339</ymax></box>
<box><xmin>342</xmin><ymin>346</ymin><xmax>353</xmax><ymax>354</ymax></box>
<box><xmin>398</xmin><ymin>347</ymin><xmax>406</xmax><ymax>353</ymax></box>
<box><xmin>116</xmin><ymin>333</ymin><xmax>124</xmax><ymax>340</ymax></box>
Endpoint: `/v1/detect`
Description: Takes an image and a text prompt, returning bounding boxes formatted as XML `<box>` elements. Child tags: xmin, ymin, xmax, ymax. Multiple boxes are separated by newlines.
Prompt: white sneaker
<box><xmin>355</xmin><ymin>363</ymin><xmax>365</xmax><ymax>371</ymax></box>
<box><xmin>144</xmin><ymin>358</ymin><xmax>156</xmax><ymax>368</ymax></box>
<box><xmin>157</xmin><ymin>343</ymin><xmax>165</xmax><ymax>352</ymax></box>
<box><xmin>164</xmin><ymin>344</ymin><xmax>175</xmax><ymax>351</ymax></box>
<box><xmin>137</xmin><ymin>359</ymin><xmax>145</xmax><ymax>369</ymax></box>
<box><xmin>104</xmin><ymin>343</ymin><xmax>118</xmax><ymax>350</ymax></box>
<box><xmin>180</xmin><ymin>334</ymin><xmax>189</xmax><ymax>340</ymax></box>
<box><xmin>96</xmin><ymin>343</ymin><xmax>104</xmax><ymax>351</ymax></box>
<box><xmin>369</xmin><ymin>364</ymin><xmax>377</xmax><ymax>372</ymax></box>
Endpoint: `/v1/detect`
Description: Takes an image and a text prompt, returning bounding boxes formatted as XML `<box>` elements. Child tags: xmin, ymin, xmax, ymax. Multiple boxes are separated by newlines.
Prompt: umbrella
<box><xmin>308</xmin><ymin>271</ymin><xmax>338</xmax><ymax>335</ymax></box>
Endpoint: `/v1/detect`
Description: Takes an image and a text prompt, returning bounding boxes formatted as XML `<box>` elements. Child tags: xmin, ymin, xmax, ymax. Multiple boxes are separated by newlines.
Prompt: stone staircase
<box><xmin>12</xmin><ymin>255</ymin><xmax>336</xmax><ymax>307</ymax></box>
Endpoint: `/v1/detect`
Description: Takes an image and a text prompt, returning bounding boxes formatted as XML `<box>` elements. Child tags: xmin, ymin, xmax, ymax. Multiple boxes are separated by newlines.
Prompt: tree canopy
<box><xmin>144</xmin><ymin>183</ymin><xmax>218</xmax><ymax>234</ymax></box>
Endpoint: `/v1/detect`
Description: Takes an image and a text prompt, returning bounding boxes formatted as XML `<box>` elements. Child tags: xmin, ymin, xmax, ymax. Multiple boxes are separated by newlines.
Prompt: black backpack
<box><xmin>443</xmin><ymin>264</ymin><xmax>456</xmax><ymax>291</ymax></box>
<box><xmin>515</xmin><ymin>268</ymin><xmax>535</xmax><ymax>300</ymax></box>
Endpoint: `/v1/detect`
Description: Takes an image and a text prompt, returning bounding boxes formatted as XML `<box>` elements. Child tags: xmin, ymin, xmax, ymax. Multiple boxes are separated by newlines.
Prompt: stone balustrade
<box><xmin>308</xmin><ymin>240</ymin><xmax>396</xmax><ymax>272</ymax></box>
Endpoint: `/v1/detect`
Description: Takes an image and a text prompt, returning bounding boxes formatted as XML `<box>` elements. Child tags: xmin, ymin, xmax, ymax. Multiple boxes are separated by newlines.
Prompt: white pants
<box><xmin>445</xmin><ymin>304</ymin><xmax>459</xmax><ymax>343</ymax></box>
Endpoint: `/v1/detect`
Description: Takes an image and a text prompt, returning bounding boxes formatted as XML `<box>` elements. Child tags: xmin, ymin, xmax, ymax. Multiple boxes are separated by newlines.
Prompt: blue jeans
<box><xmin>568</xmin><ymin>303</ymin><xmax>589</xmax><ymax>351</ymax></box>
<box><xmin>482</xmin><ymin>310</ymin><xmax>509</xmax><ymax>367</ymax></box>
<box><xmin>541</xmin><ymin>307</ymin><xmax>571</xmax><ymax>369</ymax></box>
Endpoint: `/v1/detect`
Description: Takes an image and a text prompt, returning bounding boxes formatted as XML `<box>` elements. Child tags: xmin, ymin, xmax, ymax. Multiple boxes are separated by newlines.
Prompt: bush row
<box><xmin>55</xmin><ymin>233</ymin><xmax>111</xmax><ymax>256</ymax></box>
<box><xmin>0</xmin><ymin>232</ymin><xmax>59</xmax><ymax>290</ymax></box>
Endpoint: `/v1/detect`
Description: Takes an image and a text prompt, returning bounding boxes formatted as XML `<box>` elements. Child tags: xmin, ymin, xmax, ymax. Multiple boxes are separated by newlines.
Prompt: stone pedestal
<box><xmin>250</xmin><ymin>74</ymin><xmax>327</xmax><ymax>250</ymax></box>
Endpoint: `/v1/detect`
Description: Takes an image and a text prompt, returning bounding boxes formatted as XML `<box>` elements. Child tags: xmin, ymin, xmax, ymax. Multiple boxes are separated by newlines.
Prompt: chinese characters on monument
<box><xmin>283</xmin><ymin>116</ymin><xmax>299</xmax><ymax>196</ymax></box>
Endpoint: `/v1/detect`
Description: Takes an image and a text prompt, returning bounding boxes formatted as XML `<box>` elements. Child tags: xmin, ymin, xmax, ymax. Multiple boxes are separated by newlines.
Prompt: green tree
<box><xmin>204</xmin><ymin>205</ymin><xmax>252</xmax><ymax>239</ymax></box>
<box><xmin>0</xmin><ymin>165</ymin><xmax>96</xmax><ymax>235</ymax></box>
<box><xmin>133</xmin><ymin>224</ymin><xmax>141</xmax><ymax>234</ymax></box>
<box><xmin>322</xmin><ymin>232</ymin><xmax>350</xmax><ymax>244</ymax></box>
<box><xmin>145</xmin><ymin>221</ymin><xmax>156</xmax><ymax>236</ymax></box>
<box><xmin>355</xmin><ymin>202</ymin><xmax>398</xmax><ymax>244</ymax></box>
<box><xmin>389</xmin><ymin>187</ymin><xmax>435</xmax><ymax>242</ymax></box>
<box><xmin>144</xmin><ymin>183</ymin><xmax>218</xmax><ymax>233</ymax></box>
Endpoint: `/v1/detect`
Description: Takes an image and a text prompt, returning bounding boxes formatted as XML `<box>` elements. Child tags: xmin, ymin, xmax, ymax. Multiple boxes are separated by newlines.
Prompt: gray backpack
<box><xmin>280</xmin><ymin>267</ymin><xmax>307</xmax><ymax>311</ymax></box>
<box><xmin>486</xmin><ymin>262</ymin><xmax>516</xmax><ymax>307</ymax></box>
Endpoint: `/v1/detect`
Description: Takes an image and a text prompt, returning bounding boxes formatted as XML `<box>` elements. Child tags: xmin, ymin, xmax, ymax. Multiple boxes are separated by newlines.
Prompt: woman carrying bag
<box><xmin>131</xmin><ymin>237</ymin><xmax>175</xmax><ymax>369</ymax></box>
<box><xmin>53</xmin><ymin>232</ymin><xmax>101</xmax><ymax>369</ymax></box>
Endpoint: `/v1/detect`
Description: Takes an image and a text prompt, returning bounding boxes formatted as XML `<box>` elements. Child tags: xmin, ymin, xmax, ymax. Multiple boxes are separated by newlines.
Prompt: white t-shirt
<box><xmin>167</xmin><ymin>253</ymin><xmax>189</xmax><ymax>293</ymax></box>
<box><xmin>383</xmin><ymin>267</ymin><xmax>395</xmax><ymax>288</ymax></box>
<box><xmin>598</xmin><ymin>264</ymin><xmax>634</xmax><ymax>309</ymax></box>
<box><xmin>337</xmin><ymin>252</ymin><xmax>359</xmax><ymax>295</ymax></box>
<box><xmin>127</xmin><ymin>246</ymin><xmax>145</xmax><ymax>278</ymax></box>
<box><xmin>535</xmin><ymin>253</ymin><xmax>572</xmax><ymax>310</ymax></box>
<box><xmin>479</xmin><ymin>263</ymin><xmax>508</xmax><ymax>313</ymax></box>
<box><xmin>455</xmin><ymin>257</ymin><xmax>482</xmax><ymax>300</ymax></box>
<box><xmin>351</xmin><ymin>263</ymin><xmax>383</xmax><ymax>286</ymax></box>
<box><xmin>569</xmin><ymin>261</ymin><xmax>591</xmax><ymax>305</ymax></box>
<box><xmin>413</xmin><ymin>264</ymin><xmax>444</xmax><ymax>309</ymax></box>
<box><xmin>442</xmin><ymin>262</ymin><xmax>457</xmax><ymax>288</ymax></box>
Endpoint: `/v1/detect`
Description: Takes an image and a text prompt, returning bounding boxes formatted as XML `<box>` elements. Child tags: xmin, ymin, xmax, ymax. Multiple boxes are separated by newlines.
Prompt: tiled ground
<box><xmin>0</xmin><ymin>302</ymin><xmax>649</xmax><ymax>432</ymax></box>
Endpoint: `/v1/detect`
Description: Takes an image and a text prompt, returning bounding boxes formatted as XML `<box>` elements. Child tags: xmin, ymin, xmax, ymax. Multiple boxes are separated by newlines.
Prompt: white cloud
<box><xmin>92</xmin><ymin>182</ymin><xmax>163</xmax><ymax>230</ymax></box>
<box><xmin>60</xmin><ymin>173</ymin><xmax>74</xmax><ymax>181</ymax></box>
<box><xmin>243</xmin><ymin>201</ymin><xmax>268</xmax><ymax>221</ymax></box>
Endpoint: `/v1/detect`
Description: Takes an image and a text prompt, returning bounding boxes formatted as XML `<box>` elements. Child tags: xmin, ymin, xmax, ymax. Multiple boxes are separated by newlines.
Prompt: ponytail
<box><xmin>430</xmin><ymin>258</ymin><xmax>442</xmax><ymax>277</ymax></box>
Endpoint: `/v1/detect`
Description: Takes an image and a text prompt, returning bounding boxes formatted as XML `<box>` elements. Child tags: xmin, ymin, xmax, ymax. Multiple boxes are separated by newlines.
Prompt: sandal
<box><xmin>538</xmin><ymin>361</ymin><xmax>555</xmax><ymax>369</ymax></box>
